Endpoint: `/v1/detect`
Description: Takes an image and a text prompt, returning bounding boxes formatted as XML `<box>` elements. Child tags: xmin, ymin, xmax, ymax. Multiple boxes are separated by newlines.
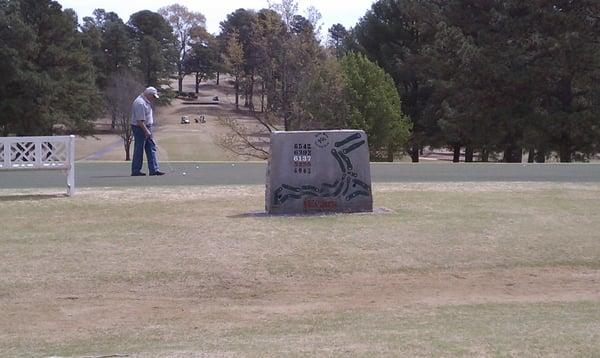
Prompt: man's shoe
<box><xmin>150</xmin><ymin>171</ymin><xmax>166</xmax><ymax>176</ymax></box>
<box><xmin>131</xmin><ymin>172</ymin><xmax>146</xmax><ymax>176</ymax></box>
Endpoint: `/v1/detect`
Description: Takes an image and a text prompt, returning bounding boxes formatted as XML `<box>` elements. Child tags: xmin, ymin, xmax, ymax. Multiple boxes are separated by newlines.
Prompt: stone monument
<box><xmin>266</xmin><ymin>130</ymin><xmax>373</xmax><ymax>214</ymax></box>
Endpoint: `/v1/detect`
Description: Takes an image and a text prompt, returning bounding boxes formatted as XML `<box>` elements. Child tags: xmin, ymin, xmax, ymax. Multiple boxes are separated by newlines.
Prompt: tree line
<box><xmin>216</xmin><ymin>3</ymin><xmax>411</xmax><ymax>160</ymax></box>
<box><xmin>1</xmin><ymin>0</ymin><xmax>598</xmax><ymax>162</ymax></box>
<box><xmin>349</xmin><ymin>0</ymin><xmax>600</xmax><ymax>162</ymax></box>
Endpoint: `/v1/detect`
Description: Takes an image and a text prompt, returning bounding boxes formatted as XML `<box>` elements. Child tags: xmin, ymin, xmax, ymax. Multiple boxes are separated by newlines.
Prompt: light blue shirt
<box><xmin>130</xmin><ymin>95</ymin><xmax>153</xmax><ymax>126</ymax></box>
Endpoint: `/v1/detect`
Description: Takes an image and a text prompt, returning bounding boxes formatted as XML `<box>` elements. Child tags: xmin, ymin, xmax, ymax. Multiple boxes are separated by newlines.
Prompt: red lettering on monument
<box><xmin>304</xmin><ymin>198</ymin><xmax>337</xmax><ymax>212</ymax></box>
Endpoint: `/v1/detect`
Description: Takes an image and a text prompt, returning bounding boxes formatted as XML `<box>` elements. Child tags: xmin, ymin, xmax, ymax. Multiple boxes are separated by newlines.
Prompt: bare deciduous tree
<box><xmin>104</xmin><ymin>72</ymin><xmax>144</xmax><ymax>160</ymax></box>
<box><xmin>216</xmin><ymin>106</ymin><xmax>281</xmax><ymax>160</ymax></box>
<box><xmin>159</xmin><ymin>4</ymin><xmax>207</xmax><ymax>93</ymax></box>
<box><xmin>268</xmin><ymin>0</ymin><xmax>298</xmax><ymax>29</ymax></box>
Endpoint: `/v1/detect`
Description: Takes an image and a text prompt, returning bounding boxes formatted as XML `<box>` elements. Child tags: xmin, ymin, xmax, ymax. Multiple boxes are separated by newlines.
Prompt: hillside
<box><xmin>76</xmin><ymin>75</ymin><xmax>268</xmax><ymax>162</ymax></box>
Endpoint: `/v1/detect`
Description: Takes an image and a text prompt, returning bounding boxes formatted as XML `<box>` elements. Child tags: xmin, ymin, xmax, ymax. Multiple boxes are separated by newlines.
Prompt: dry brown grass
<box><xmin>75</xmin><ymin>134</ymin><xmax>122</xmax><ymax>160</ymax></box>
<box><xmin>1</xmin><ymin>183</ymin><xmax>599</xmax><ymax>357</ymax></box>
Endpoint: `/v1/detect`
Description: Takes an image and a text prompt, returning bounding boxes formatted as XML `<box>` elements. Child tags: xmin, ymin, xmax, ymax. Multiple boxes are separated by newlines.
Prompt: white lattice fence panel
<box><xmin>42</xmin><ymin>141</ymin><xmax>68</xmax><ymax>166</ymax></box>
<box><xmin>0</xmin><ymin>135</ymin><xmax>75</xmax><ymax>196</ymax></box>
<box><xmin>10</xmin><ymin>141</ymin><xmax>36</xmax><ymax>167</ymax></box>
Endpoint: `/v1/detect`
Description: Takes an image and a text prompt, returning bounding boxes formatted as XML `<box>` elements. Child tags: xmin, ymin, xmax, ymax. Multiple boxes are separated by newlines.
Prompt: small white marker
<box><xmin>182</xmin><ymin>172</ymin><xmax>187</xmax><ymax>176</ymax></box>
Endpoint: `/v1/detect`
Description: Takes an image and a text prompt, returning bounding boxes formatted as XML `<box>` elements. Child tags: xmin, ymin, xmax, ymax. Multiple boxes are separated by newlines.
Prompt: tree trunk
<box><xmin>481</xmin><ymin>147</ymin><xmax>489</xmax><ymax>162</ymax></box>
<box><xmin>410</xmin><ymin>146</ymin><xmax>419</xmax><ymax>163</ymax></box>
<box><xmin>535</xmin><ymin>148</ymin><xmax>546</xmax><ymax>163</ymax></box>
<box><xmin>22</xmin><ymin>112</ymin><xmax>34</xmax><ymax>135</ymax></box>
<box><xmin>195</xmin><ymin>72</ymin><xmax>200</xmax><ymax>93</ymax></box>
<box><xmin>282</xmin><ymin>50</ymin><xmax>289</xmax><ymax>128</ymax></box>
<box><xmin>284</xmin><ymin>113</ymin><xmax>290</xmax><ymax>131</ymax></box>
<box><xmin>387</xmin><ymin>145</ymin><xmax>394</xmax><ymax>162</ymax></box>
<box><xmin>249</xmin><ymin>74</ymin><xmax>255</xmax><ymax>110</ymax></box>
<box><xmin>503</xmin><ymin>144</ymin><xmax>522</xmax><ymax>163</ymax></box>
<box><xmin>465</xmin><ymin>145</ymin><xmax>474</xmax><ymax>162</ymax></box>
<box><xmin>559</xmin><ymin>148</ymin><xmax>572</xmax><ymax>162</ymax></box>
<box><xmin>559</xmin><ymin>132</ymin><xmax>572</xmax><ymax>162</ymax></box>
<box><xmin>503</xmin><ymin>146</ymin><xmax>511</xmax><ymax>163</ymax></box>
<box><xmin>557</xmin><ymin>77</ymin><xmax>573</xmax><ymax>162</ymax></box>
<box><xmin>453</xmin><ymin>144</ymin><xmax>461</xmax><ymax>163</ymax></box>
<box><xmin>235</xmin><ymin>76</ymin><xmax>239</xmax><ymax>110</ymax></box>
<box><xmin>124</xmin><ymin>139</ymin><xmax>131</xmax><ymax>161</ymax></box>
<box><xmin>515</xmin><ymin>147</ymin><xmax>523</xmax><ymax>163</ymax></box>
<box><xmin>261</xmin><ymin>80</ymin><xmax>265</xmax><ymax>113</ymax></box>
<box><xmin>527</xmin><ymin>147</ymin><xmax>535</xmax><ymax>163</ymax></box>
<box><xmin>216</xmin><ymin>72</ymin><xmax>220</xmax><ymax>85</ymax></box>
<box><xmin>178</xmin><ymin>46</ymin><xmax>185</xmax><ymax>93</ymax></box>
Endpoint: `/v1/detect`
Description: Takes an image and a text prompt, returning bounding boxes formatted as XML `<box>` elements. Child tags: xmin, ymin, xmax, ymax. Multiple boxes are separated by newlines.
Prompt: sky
<box><xmin>57</xmin><ymin>0</ymin><xmax>375</xmax><ymax>36</ymax></box>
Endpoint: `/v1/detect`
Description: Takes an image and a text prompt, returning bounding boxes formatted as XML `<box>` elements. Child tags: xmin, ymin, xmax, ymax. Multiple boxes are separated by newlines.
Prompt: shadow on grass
<box><xmin>228</xmin><ymin>208</ymin><xmax>394</xmax><ymax>219</ymax></box>
<box><xmin>89</xmin><ymin>175</ymin><xmax>135</xmax><ymax>179</ymax></box>
<box><xmin>228</xmin><ymin>212</ymin><xmax>343</xmax><ymax>219</ymax></box>
<box><xmin>228</xmin><ymin>211</ymin><xmax>270</xmax><ymax>219</ymax></box>
<box><xmin>0</xmin><ymin>193</ymin><xmax>67</xmax><ymax>202</ymax></box>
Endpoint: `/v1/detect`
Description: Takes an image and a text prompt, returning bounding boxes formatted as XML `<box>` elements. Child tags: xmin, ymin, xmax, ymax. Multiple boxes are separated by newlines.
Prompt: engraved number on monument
<box><xmin>293</xmin><ymin>143</ymin><xmax>312</xmax><ymax>175</ymax></box>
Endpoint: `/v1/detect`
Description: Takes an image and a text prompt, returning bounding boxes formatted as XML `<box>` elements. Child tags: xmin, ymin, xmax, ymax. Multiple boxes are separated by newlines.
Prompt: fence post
<box><xmin>2</xmin><ymin>140</ymin><xmax>7</xmax><ymax>168</ymax></box>
<box><xmin>35</xmin><ymin>138</ymin><xmax>42</xmax><ymax>167</ymax></box>
<box><xmin>67</xmin><ymin>135</ymin><xmax>75</xmax><ymax>196</ymax></box>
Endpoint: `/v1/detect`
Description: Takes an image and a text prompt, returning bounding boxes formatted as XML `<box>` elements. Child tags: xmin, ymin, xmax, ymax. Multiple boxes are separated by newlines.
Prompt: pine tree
<box><xmin>0</xmin><ymin>0</ymin><xmax>100</xmax><ymax>135</ymax></box>
<box><xmin>81</xmin><ymin>10</ymin><xmax>133</xmax><ymax>92</ymax></box>
<box><xmin>128</xmin><ymin>10</ymin><xmax>178</xmax><ymax>87</ymax></box>
<box><xmin>341</xmin><ymin>53</ymin><xmax>411</xmax><ymax>161</ymax></box>
<box><xmin>354</xmin><ymin>0</ymin><xmax>440</xmax><ymax>162</ymax></box>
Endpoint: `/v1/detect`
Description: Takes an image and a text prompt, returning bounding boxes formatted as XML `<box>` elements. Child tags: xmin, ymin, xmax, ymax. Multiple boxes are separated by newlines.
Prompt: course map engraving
<box><xmin>273</xmin><ymin>133</ymin><xmax>371</xmax><ymax>207</ymax></box>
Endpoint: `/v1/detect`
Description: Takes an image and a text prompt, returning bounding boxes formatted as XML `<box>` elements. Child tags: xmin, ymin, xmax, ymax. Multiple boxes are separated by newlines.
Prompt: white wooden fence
<box><xmin>0</xmin><ymin>135</ymin><xmax>75</xmax><ymax>196</ymax></box>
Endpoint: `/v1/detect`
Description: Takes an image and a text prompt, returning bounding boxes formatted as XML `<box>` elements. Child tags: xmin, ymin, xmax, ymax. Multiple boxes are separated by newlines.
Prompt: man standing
<box><xmin>130</xmin><ymin>87</ymin><xmax>165</xmax><ymax>176</ymax></box>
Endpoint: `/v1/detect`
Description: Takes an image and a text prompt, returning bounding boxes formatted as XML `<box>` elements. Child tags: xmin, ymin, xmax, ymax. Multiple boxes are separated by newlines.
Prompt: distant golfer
<box><xmin>130</xmin><ymin>87</ymin><xmax>165</xmax><ymax>176</ymax></box>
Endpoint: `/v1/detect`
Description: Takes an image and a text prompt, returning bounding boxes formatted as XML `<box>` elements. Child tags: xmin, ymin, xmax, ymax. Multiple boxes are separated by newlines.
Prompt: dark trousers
<box><xmin>131</xmin><ymin>125</ymin><xmax>160</xmax><ymax>174</ymax></box>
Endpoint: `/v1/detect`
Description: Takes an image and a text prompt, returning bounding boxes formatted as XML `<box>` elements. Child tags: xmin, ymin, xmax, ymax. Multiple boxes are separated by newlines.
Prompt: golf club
<box><xmin>148</xmin><ymin>136</ymin><xmax>177</xmax><ymax>174</ymax></box>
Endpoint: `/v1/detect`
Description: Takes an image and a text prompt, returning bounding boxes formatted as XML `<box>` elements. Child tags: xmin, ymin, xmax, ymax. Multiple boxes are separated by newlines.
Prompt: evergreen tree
<box><xmin>222</xmin><ymin>29</ymin><xmax>245</xmax><ymax>110</ymax></box>
<box><xmin>185</xmin><ymin>29</ymin><xmax>221</xmax><ymax>93</ymax></box>
<box><xmin>327</xmin><ymin>24</ymin><xmax>350</xmax><ymax>59</ymax></box>
<box><xmin>128</xmin><ymin>10</ymin><xmax>178</xmax><ymax>87</ymax></box>
<box><xmin>341</xmin><ymin>53</ymin><xmax>411</xmax><ymax>161</ymax></box>
<box><xmin>81</xmin><ymin>9</ymin><xmax>133</xmax><ymax>89</ymax></box>
<box><xmin>526</xmin><ymin>0</ymin><xmax>600</xmax><ymax>162</ymax></box>
<box><xmin>427</xmin><ymin>0</ymin><xmax>600</xmax><ymax>162</ymax></box>
<box><xmin>292</xmin><ymin>56</ymin><xmax>347</xmax><ymax>130</ymax></box>
<box><xmin>0</xmin><ymin>0</ymin><xmax>100</xmax><ymax>135</ymax></box>
<box><xmin>426</xmin><ymin>2</ymin><xmax>518</xmax><ymax>162</ymax></box>
<box><xmin>354</xmin><ymin>0</ymin><xmax>440</xmax><ymax>162</ymax></box>
<box><xmin>158</xmin><ymin>4</ymin><xmax>206</xmax><ymax>94</ymax></box>
<box><xmin>253</xmin><ymin>9</ymin><xmax>286</xmax><ymax>113</ymax></box>
<box><xmin>220</xmin><ymin>9</ymin><xmax>260</xmax><ymax>109</ymax></box>
<box><xmin>284</xmin><ymin>14</ymin><xmax>324</xmax><ymax>130</ymax></box>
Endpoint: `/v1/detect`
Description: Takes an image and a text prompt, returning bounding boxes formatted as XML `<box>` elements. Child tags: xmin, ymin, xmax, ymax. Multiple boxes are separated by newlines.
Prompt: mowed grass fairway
<box><xmin>1</xmin><ymin>183</ymin><xmax>599</xmax><ymax>357</ymax></box>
